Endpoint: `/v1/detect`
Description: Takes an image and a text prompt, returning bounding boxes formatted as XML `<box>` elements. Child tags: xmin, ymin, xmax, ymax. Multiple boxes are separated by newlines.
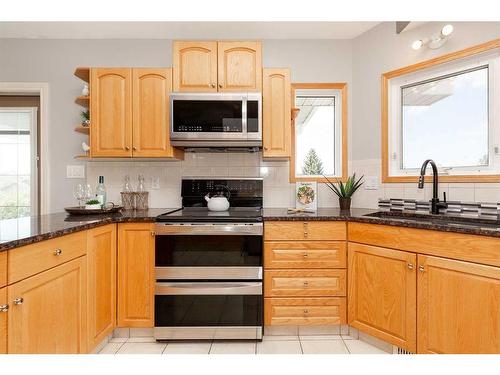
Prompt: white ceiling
<box><xmin>0</xmin><ymin>22</ymin><xmax>381</xmax><ymax>40</ymax></box>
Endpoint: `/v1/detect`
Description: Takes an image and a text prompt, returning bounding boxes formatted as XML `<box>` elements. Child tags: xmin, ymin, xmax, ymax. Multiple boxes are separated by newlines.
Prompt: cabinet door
<box><xmin>117</xmin><ymin>223</ymin><xmax>155</xmax><ymax>327</ymax></box>
<box><xmin>8</xmin><ymin>257</ymin><xmax>87</xmax><ymax>354</ymax></box>
<box><xmin>418</xmin><ymin>255</ymin><xmax>500</xmax><ymax>354</ymax></box>
<box><xmin>217</xmin><ymin>41</ymin><xmax>262</xmax><ymax>92</ymax></box>
<box><xmin>348</xmin><ymin>243</ymin><xmax>416</xmax><ymax>352</ymax></box>
<box><xmin>87</xmin><ymin>224</ymin><xmax>116</xmax><ymax>351</ymax></box>
<box><xmin>90</xmin><ymin>68</ymin><xmax>133</xmax><ymax>157</ymax></box>
<box><xmin>262</xmin><ymin>68</ymin><xmax>291</xmax><ymax>158</ymax></box>
<box><xmin>132</xmin><ymin>68</ymin><xmax>183</xmax><ymax>159</ymax></box>
<box><xmin>0</xmin><ymin>287</ymin><xmax>6</xmax><ymax>354</ymax></box>
<box><xmin>173</xmin><ymin>41</ymin><xmax>218</xmax><ymax>92</ymax></box>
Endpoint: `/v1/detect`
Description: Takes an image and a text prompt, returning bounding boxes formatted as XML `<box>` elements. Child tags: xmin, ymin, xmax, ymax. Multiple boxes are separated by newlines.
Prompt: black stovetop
<box><xmin>156</xmin><ymin>207</ymin><xmax>263</xmax><ymax>223</ymax></box>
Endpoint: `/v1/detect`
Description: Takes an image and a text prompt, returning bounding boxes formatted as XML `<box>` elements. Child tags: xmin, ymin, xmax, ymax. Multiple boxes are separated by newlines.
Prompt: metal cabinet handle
<box><xmin>13</xmin><ymin>297</ymin><xmax>23</xmax><ymax>305</ymax></box>
<box><xmin>303</xmin><ymin>252</ymin><xmax>309</xmax><ymax>258</ymax></box>
<box><xmin>303</xmin><ymin>281</ymin><xmax>309</xmax><ymax>287</ymax></box>
<box><xmin>218</xmin><ymin>83</ymin><xmax>223</xmax><ymax>88</ymax></box>
<box><xmin>407</xmin><ymin>263</ymin><xmax>414</xmax><ymax>270</ymax></box>
<box><xmin>133</xmin><ymin>146</ymin><xmax>137</xmax><ymax>151</ymax></box>
<box><xmin>419</xmin><ymin>265</ymin><xmax>425</xmax><ymax>272</ymax></box>
<box><xmin>211</xmin><ymin>83</ymin><xmax>216</xmax><ymax>88</ymax></box>
<box><xmin>0</xmin><ymin>304</ymin><xmax>8</xmax><ymax>312</ymax></box>
<box><xmin>151</xmin><ymin>231</ymin><xmax>155</xmax><ymax>237</ymax></box>
<box><xmin>303</xmin><ymin>309</ymin><xmax>309</xmax><ymax>314</ymax></box>
<box><xmin>263</xmin><ymin>147</ymin><xmax>268</xmax><ymax>151</ymax></box>
<box><xmin>125</xmin><ymin>146</ymin><xmax>130</xmax><ymax>151</ymax></box>
<box><xmin>53</xmin><ymin>248</ymin><xmax>62</xmax><ymax>256</ymax></box>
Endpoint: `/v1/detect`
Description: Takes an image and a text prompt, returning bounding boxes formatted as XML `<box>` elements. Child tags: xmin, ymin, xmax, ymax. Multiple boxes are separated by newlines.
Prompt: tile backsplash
<box><xmin>85</xmin><ymin>155</ymin><xmax>500</xmax><ymax>209</ymax></box>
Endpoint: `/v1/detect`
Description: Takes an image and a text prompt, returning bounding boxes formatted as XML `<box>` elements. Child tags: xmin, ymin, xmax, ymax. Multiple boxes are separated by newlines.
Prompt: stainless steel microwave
<box><xmin>170</xmin><ymin>92</ymin><xmax>262</xmax><ymax>147</ymax></box>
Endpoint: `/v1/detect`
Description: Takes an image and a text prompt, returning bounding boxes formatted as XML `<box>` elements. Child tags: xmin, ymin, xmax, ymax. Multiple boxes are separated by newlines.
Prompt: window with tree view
<box><xmin>293</xmin><ymin>85</ymin><xmax>345</xmax><ymax>181</ymax></box>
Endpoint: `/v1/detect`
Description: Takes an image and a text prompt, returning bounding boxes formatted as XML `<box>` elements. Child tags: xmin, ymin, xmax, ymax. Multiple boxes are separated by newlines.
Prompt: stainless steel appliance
<box><xmin>170</xmin><ymin>92</ymin><xmax>262</xmax><ymax>148</ymax></box>
<box><xmin>154</xmin><ymin>178</ymin><xmax>263</xmax><ymax>340</ymax></box>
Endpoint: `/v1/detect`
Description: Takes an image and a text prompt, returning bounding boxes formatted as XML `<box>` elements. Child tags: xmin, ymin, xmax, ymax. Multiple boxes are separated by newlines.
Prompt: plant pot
<box><xmin>339</xmin><ymin>197</ymin><xmax>351</xmax><ymax>211</ymax></box>
<box><xmin>85</xmin><ymin>203</ymin><xmax>102</xmax><ymax>210</ymax></box>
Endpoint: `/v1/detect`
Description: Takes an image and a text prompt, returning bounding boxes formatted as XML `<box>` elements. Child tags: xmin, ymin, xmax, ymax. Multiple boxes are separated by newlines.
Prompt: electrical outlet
<box><xmin>364</xmin><ymin>176</ymin><xmax>379</xmax><ymax>190</ymax></box>
<box><xmin>151</xmin><ymin>176</ymin><xmax>160</xmax><ymax>190</ymax></box>
<box><xmin>66</xmin><ymin>165</ymin><xmax>85</xmax><ymax>179</ymax></box>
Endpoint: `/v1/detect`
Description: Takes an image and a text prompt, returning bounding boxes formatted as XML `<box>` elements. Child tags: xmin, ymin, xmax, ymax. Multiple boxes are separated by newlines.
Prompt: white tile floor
<box><xmin>99</xmin><ymin>334</ymin><xmax>390</xmax><ymax>354</ymax></box>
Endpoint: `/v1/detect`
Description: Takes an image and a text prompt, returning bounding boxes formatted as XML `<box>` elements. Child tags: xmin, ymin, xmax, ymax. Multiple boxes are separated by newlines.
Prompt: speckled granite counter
<box><xmin>0</xmin><ymin>208</ymin><xmax>179</xmax><ymax>252</ymax></box>
<box><xmin>263</xmin><ymin>207</ymin><xmax>500</xmax><ymax>238</ymax></box>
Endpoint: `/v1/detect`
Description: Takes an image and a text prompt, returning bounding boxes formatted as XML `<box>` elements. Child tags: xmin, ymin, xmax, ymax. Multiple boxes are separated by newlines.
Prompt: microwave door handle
<box><xmin>242</xmin><ymin>96</ymin><xmax>247</xmax><ymax>136</ymax></box>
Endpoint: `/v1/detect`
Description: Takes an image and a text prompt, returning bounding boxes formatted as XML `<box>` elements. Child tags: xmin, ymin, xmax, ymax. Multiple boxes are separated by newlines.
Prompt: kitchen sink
<box><xmin>363</xmin><ymin>211</ymin><xmax>500</xmax><ymax>230</ymax></box>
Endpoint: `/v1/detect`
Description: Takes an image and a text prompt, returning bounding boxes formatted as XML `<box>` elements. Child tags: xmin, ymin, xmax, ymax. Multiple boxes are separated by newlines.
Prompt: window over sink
<box><xmin>382</xmin><ymin>41</ymin><xmax>500</xmax><ymax>182</ymax></box>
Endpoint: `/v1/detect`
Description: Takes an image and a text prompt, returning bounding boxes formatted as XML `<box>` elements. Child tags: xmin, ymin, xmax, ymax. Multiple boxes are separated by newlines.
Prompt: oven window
<box><xmin>155</xmin><ymin>235</ymin><xmax>262</xmax><ymax>267</ymax></box>
<box><xmin>173</xmin><ymin>100</ymin><xmax>243</xmax><ymax>132</ymax></box>
<box><xmin>247</xmin><ymin>100</ymin><xmax>259</xmax><ymax>133</ymax></box>
<box><xmin>155</xmin><ymin>295</ymin><xmax>262</xmax><ymax>326</ymax></box>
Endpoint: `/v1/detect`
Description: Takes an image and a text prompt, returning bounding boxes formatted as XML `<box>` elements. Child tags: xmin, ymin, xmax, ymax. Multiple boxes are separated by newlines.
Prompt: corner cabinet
<box><xmin>117</xmin><ymin>223</ymin><xmax>155</xmax><ymax>328</ymax></box>
<box><xmin>262</xmin><ymin>68</ymin><xmax>291</xmax><ymax>158</ymax></box>
<box><xmin>417</xmin><ymin>255</ymin><xmax>500</xmax><ymax>354</ymax></box>
<box><xmin>90</xmin><ymin>68</ymin><xmax>133</xmax><ymax>157</ymax></box>
<box><xmin>87</xmin><ymin>224</ymin><xmax>116</xmax><ymax>351</ymax></box>
<box><xmin>348</xmin><ymin>243</ymin><xmax>417</xmax><ymax>352</ymax></box>
<box><xmin>173</xmin><ymin>41</ymin><xmax>262</xmax><ymax>92</ymax></box>
<box><xmin>90</xmin><ymin>68</ymin><xmax>183</xmax><ymax>159</ymax></box>
<box><xmin>7</xmin><ymin>257</ymin><xmax>87</xmax><ymax>354</ymax></box>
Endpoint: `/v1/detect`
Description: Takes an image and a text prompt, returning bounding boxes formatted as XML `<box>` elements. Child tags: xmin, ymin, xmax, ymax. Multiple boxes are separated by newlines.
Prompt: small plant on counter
<box><xmin>85</xmin><ymin>199</ymin><xmax>102</xmax><ymax>210</ymax></box>
<box><xmin>323</xmin><ymin>173</ymin><xmax>364</xmax><ymax>210</ymax></box>
<box><xmin>85</xmin><ymin>199</ymin><xmax>100</xmax><ymax>205</ymax></box>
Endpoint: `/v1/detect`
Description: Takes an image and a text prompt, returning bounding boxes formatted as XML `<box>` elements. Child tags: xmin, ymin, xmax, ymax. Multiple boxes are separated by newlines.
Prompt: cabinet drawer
<box><xmin>264</xmin><ymin>297</ymin><xmax>346</xmax><ymax>326</ymax></box>
<box><xmin>264</xmin><ymin>241</ymin><xmax>346</xmax><ymax>269</ymax></box>
<box><xmin>8</xmin><ymin>231</ymin><xmax>87</xmax><ymax>284</ymax></box>
<box><xmin>265</xmin><ymin>221</ymin><xmax>346</xmax><ymax>241</ymax></box>
<box><xmin>0</xmin><ymin>252</ymin><xmax>6</xmax><ymax>288</ymax></box>
<box><xmin>264</xmin><ymin>270</ymin><xmax>346</xmax><ymax>297</ymax></box>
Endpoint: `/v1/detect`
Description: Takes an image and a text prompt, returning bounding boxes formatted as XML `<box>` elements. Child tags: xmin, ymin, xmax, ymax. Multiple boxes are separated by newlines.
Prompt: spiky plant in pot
<box><xmin>323</xmin><ymin>173</ymin><xmax>364</xmax><ymax>210</ymax></box>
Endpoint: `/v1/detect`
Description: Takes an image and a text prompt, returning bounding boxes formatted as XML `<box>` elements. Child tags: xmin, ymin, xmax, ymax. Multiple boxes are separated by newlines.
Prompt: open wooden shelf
<box><xmin>75</xmin><ymin>96</ymin><xmax>89</xmax><ymax>107</ymax></box>
<box><xmin>74</xmin><ymin>125</ymin><xmax>90</xmax><ymax>134</ymax></box>
<box><xmin>74</xmin><ymin>67</ymin><xmax>90</xmax><ymax>82</ymax></box>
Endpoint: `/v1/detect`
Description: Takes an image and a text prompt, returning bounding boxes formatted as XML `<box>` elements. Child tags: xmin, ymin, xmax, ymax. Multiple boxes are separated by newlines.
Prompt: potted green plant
<box><xmin>323</xmin><ymin>173</ymin><xmax>364</xmax><ymax>210</ymax></box>
<box><xmin>85</xmin><ymin>199</ymin><xmax>101</xmax><ymax>210</ymax></box>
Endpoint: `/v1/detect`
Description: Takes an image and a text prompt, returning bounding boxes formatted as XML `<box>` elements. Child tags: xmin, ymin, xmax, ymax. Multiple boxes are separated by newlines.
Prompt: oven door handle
<box><xmin>155</xmin><ymin>282</ymin><xmax>262</xmax><ymax>295</ymax></box>
<box><xmin>155</xmin><ymin>223</ymin><xmax>263</xmax><ymax>236</ymax></box>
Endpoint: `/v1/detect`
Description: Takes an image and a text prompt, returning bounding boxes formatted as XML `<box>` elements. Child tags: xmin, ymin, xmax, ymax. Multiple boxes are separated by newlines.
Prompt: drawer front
<box><xmin>264</xmin><ymin>241</ymin><xmax>346</xmax><ymax>269</ymax></box>
<box><xmin>264</xmin><ymin>297</ymin><xmax>346</xmax><ymax>326</ymax></box>
<box><xmin>264</xmin><ymin>221</ymin><xmax>346</xmax><ymax>241</ymax></box>
<box><xmin>264</xmin><ymin>270</ymin><xmax>346</xmax><ymax>297</ymax></box>
<box><xmin>8</xmin><ymin>231</ymin><xmax>87</xmax><ymax>284</ymax></box>
<box><xmin>0</xmin><ymin>252</ymin><xmax>6</xmax><ymax>288</ymax></box>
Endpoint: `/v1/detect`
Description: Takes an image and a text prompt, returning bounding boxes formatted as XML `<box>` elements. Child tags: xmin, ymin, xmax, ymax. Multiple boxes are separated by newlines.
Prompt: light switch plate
<box><xmin>364</xmin><ymin>176</ymin><xmax>379</xmax><ymax>190</ymax></box>
<box><xmin>67</xmin><ymin>165</ymin><xmax>85</xmax><ymax>179</ymax></box>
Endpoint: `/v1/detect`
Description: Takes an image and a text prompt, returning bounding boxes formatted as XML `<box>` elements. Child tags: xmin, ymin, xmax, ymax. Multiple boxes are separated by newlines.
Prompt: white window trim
<box><xmin>387</xmin><ymin>49</ymin><xmax>500</xmax><ymax>177</ymax></box>
<box><xmin>294</xmin><ymin>88</ymin><xmax>343</xmax><ymax>178</ymax></box>
<box><xmin>0</xmin><ymin>82</ymin><xmax>50</xmax><ymax>214</ymax></box>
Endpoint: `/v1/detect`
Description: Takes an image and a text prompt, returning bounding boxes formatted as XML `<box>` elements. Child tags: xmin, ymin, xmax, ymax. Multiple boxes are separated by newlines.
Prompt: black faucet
<box><xmin>418</xmin><ymin>159</ymin><xmax>447</xmax><ymax>214</ymax></box>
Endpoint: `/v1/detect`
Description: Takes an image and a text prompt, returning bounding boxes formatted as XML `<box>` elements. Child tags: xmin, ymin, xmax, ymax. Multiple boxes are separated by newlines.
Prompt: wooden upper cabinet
<box><xmin>8</xmin><ymin>257</ymin><xmax>87</xmax><ymax>354</ymax></box>
<box><xmin>0</xmin><ymin>287</ymin><xmax>6</xmax><ymax>354</ymax></box>
<box><xmin>173</xmin><ymin>41</ymin><xmax>218</xmax><ymax>92</ymax></box>
<box><xmin>87</xmin><ymin>224</ymin><xmax>116</xmax><ymax>351</ymax></box>
<box><xmin>348</xmin><ymin>243</ymin><xmax>417</xmax><ymax>353</ymax></box>
<box><xmin>117</xmin><ymin>223</ymin><xmax>155</xmax><ymax>328</ymax></box>
<box><xmin>417</xmin><ymin>255</ymin><xmax>500</xmax><ymax>354</ymax></box>
<box><xmin>217</xmin><ymin>41</ymin><xmax>262</xmax><ymax>91</ymax></box>
<box><xmin>262</xmin><ymin>68</ymin><xmax>291</xmax><ymax>158</ymax></box>
<box><xmin>90</xmin><ymin>68</ymin><xmax>133</xmax><ymax>157</ymax></box>
<box><xmin>132</xmin><ymin>68</ymin><xmax>183</xmax><ymax>159</ymax></box>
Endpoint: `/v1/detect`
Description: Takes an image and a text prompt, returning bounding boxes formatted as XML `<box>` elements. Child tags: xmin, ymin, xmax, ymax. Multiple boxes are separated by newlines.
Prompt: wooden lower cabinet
<box><xmin>265</xmin><ymin>241</ymin><xmax>346</xmax><ymax>269</ymax></box>
<box><xmin>87</xmin><ymin>224</ymin><xmax>117</xmax><ymax>351</ymax></box>
<box><xmin>265</xmin><ymin>297</ymin><xmax>346</xmax><ymax>326</ymax></box>
<box><xmin>0</xmin><ymin>252</ymin><xmax>6</xmax><ymax>288</ymax></box>
<box><xmin>117</xmin><ymin>223</ymin><xmax>155</xmax><ymax>327</ymax></box>
<box><xmin>0</xmin><ymin>287</ymin><xmax>6</xmax><ymax>354</ymax></box>
<box><xmin>348</xmin><ymin>243</ymin><xmax>417</xmax><ymax>352</ymax></box>
<box><xmin>7</xmin><ymin>256</ymin><xmax>87</xmax><ymax>354</ymax></box>
<box><xmin>417</xmin><ymin>255</ymin><xmax>500</xmax><ymax>354</ymax></box>
<box><xmin>265</xmin><ymin>269</ymin><xmax>346</xmax><ymax>297</ymax></box>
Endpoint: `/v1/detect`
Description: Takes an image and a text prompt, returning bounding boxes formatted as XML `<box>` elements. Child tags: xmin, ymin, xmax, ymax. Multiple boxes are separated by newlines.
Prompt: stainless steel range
<box><xmin>154</xmin><ymin>178</ymin><xmax>263</xmax><ymax>340</ymax></box>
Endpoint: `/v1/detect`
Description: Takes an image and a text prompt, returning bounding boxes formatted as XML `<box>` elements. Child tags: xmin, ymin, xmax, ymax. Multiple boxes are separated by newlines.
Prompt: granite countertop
<box><xmin>263</xmin><ymin>207</ymin><xmax>500</xmax><ymax>238</ymax></box>
<box><xmin>0</xmin><ymin>208</ymin><xmax>179</xmax><ymax>252</ymax></box>
<box><xmin>3</xmin><ymin>206</ymin><xmax>500</xmax><ymax>252</ymax></box>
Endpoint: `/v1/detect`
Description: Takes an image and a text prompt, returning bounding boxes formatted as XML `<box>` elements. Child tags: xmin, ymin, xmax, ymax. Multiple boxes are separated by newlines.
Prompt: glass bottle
<box><xmin>95</xmin><ymin>176</ymin><xmax>106</xmax><ymax>206</ymax></box>
<box><xmin>137</xmin><ymin>174</ymin><xmax>146</xmax><ymax>192</ymax></box>
<box><xmin>123</xmin><ymin>175</ymin><xmax>132</xmax><ymax>192</ymax></box>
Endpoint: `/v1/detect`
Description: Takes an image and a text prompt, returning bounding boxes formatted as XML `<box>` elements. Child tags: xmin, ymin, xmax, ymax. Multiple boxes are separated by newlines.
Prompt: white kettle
<box><xmin>204</xmin><ymin>186</ymin><xmax>231</xmax><ymax>212</ymax></box>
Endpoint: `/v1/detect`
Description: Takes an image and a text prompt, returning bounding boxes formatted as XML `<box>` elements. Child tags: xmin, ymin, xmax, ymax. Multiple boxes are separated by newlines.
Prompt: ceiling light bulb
<box><xmin>441</xmin><ymin>24</ymin><xmax>454</xmax><ymax>37</ymax></box>
<box><xmin>412</xmin><ymin>39</ymin><xmax>424</xmax><ymax>50</ymax></box>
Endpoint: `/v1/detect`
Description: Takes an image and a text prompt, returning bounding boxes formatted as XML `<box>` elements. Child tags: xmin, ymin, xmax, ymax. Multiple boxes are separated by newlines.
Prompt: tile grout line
<box><xmin>341</xmin><ymin>337</ymin><xmax>351</xmax><ymax>354</ymax></box>
<box><xmin>208</xmin><ymin>340</ymin><xmax>214</xmax><ymax>355</ymax></box>
<box><xmin>161</xmin><ymin>341</ymin><xmax>169</xmax><ymax>354</ymax></box>
<box><xmin>297</xmin><ymin>335</ymin><xmax>304</xmax><ymax>355</ymax></box>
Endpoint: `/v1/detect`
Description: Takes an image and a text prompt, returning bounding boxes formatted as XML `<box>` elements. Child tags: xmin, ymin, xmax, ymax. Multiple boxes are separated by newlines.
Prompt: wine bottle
<box><xmin>95</xmin><ymin>176</ymin><xmax>107</xmax><ymax>206</ymax></box>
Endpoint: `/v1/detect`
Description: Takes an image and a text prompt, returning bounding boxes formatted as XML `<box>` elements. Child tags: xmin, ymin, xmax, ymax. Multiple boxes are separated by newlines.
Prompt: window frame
<box><xmin>290</xmin><ymin>83</ymin><xmax>348</xmax><ymax>183</ymax></box>
<box><xmin>382</xmin><ymin>38</ymin><xmax>500</xmax><ymax>183</ymax></box>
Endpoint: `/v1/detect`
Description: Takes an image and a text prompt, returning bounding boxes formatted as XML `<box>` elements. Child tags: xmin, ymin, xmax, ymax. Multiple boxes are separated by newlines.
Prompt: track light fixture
<box><xmin>412</xmin><ymin>24</ymin><xmax>454</xmax><ymax>50</ymax></box>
